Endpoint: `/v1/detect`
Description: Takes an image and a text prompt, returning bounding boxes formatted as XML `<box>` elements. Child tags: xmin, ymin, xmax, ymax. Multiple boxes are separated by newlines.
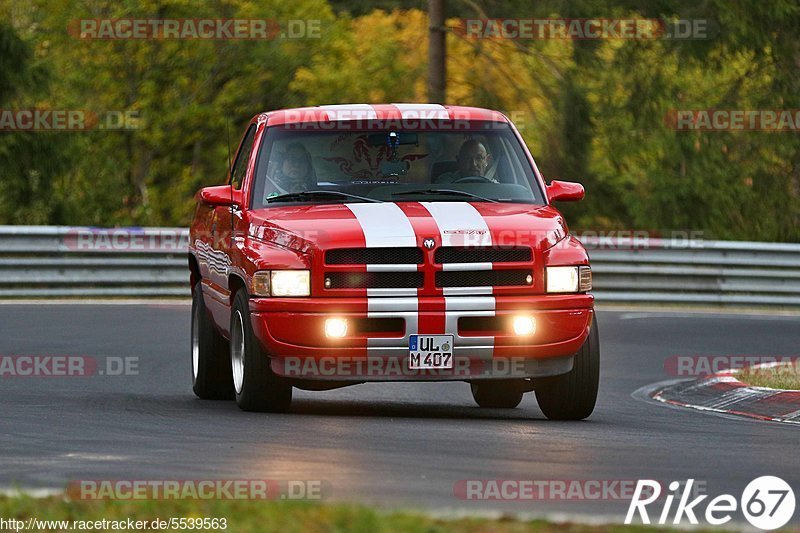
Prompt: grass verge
<box><xmin>736</xmin><ymin>363</ymin><xmax>800</xmax><ymax>390</ymax></box>
<box><xmin>0</xmin><ymin>496</ymin><xmax>718</xmax><ymax>533</ymax></box>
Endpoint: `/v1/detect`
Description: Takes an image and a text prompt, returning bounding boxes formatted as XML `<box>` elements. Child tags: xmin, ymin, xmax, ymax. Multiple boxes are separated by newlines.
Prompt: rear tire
<box><xmin>470</xmin><ymin>380</ymin><xmax>524</xmax><ymax>408</ymax></box>
<box><xmin>191</xmin><ymin>281</ymin><xmax>234</xmax><ymax>400</ymax></box>
<box><xmin>535</xmin><ymin>319</ymin><xmax>599</xmax><ymax>420</ymax></box>
<box><xmin>230</xmin><ymin>289</ymin><xmax>292</xmax><ymax>412</ymax></box>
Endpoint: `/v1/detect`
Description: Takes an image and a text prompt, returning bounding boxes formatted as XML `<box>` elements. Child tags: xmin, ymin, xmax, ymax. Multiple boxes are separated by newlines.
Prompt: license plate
<box><xmin>408</xmin><ymin>334</ymin><xmax>454</xmax><ymax>369</ymax></box>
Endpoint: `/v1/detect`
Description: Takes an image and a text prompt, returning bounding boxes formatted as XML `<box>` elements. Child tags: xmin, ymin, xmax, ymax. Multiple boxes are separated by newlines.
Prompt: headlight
<box><xmin>546</xmin><ymin>266</ymin><xmax>592</xmax><ymax>293</ymax></box>
<box><xmin>252</xmin><ymin>270</ymin><xmax>310</xmax><ymax>297</ymax></box>
<box><xmin>270</xmin><ymin>270</ymin><xmax>311</xmax><ymax>297</ymax></box>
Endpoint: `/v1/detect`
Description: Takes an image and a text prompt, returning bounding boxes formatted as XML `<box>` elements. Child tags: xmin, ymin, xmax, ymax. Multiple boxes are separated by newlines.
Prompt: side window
<box><xmin>230</xmin><ymin>125</ymin><xmax>256</xmax><ymax>190</ymax></box>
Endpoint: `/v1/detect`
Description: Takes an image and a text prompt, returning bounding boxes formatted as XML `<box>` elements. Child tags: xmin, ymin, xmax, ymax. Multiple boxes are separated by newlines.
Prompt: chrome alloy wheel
<box><xmin>231</xmin><ymin>310</ymin><xmax>246</xmax><ymax>394</ymax></box>
<box><xmin>191</xmin><ymin>300</ymin><xmax>200</xmax><ymax>380</ymax></box>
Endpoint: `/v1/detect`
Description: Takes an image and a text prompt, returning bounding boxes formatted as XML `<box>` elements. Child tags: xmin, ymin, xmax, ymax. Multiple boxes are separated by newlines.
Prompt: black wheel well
<box><xmin>188</xmin><ymin>254</ymin><xmax>200</xmax><ymax>288</ymax></box>
<box><xmin>228</xmin><ymin>274</ymin><xmax>247</xmax><ymax>304</ymax></box>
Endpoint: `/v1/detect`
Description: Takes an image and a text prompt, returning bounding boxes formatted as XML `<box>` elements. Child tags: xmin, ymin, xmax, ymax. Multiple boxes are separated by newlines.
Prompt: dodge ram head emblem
<box><xmin>423</xmin><ymin>238</ymin><xmax>435</xmax><ymax>249</ymax></box>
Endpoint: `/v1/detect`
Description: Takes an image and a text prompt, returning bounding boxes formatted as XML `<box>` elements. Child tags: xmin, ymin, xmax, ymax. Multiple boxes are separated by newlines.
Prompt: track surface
<box><xmin>1</xmin><ymin>304</ymin><xmax>798</xmax><ymax>523</ymax></box>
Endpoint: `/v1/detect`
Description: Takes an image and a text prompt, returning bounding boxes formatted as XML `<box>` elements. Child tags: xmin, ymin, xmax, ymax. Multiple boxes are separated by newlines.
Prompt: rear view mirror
<box><xmin>367</xmin><ymin>132</ymin><xmax>419</xmax><ymax>146</ymax></box>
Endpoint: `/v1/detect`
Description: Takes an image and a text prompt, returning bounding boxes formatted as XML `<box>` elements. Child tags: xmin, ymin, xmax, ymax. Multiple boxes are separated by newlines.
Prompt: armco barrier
<box><xmin>0</xmin><ymin>226</ymin><xmax>188</xmax><ymax>297</ymax></box>
<box><xmin>1</xmin><ymin>226</ymin><xmax>798</xmax><ymax>306</ymax></box>
<box><xmin>584</xmin><ymin>238</ymin><xmax>800</xmax><ymax>306</ymax></box>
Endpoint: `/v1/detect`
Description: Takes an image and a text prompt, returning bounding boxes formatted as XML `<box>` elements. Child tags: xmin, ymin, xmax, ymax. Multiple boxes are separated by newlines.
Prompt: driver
<box><xmin>266</xmin><ymin>142</ymin><xmax>316</xmax><ymax>196</ymax></box>
<box><xmin>434</xmin><ymin>139</ymin><xmax>497</xmax><ymax>183</ymax></box>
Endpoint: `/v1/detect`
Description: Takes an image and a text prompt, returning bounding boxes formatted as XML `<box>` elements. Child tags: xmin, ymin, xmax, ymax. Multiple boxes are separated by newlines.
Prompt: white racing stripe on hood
<box><xmin>420</xmin><ymin>202</ymin><xmax>492</xmax><ymax>247</ymax></box>
<box><xmin>346</xmin><ymin>202</ymin><xmax>419</xmax><ymax>358</ymax></box>
<box><xmin>346</xmin><ymin>203</ymin><xmax>417</xmax><ymax>248</ymax></box>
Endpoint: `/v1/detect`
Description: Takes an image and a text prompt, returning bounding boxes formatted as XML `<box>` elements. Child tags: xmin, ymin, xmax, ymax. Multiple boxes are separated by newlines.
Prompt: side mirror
<box><xmin>198</xmin><ymin>185</ymin><xmax>243</xmax><ymax>207</ymax></box>
<box><xmin>546</xmin><ymin>180</ymin><xmax>584</xmax><ymax>202</ymax></box>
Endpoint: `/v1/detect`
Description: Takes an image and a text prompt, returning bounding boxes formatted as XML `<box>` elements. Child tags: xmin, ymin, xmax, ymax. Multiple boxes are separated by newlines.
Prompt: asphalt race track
<box><xmin>1</xmin><ymin>303</ymin><xmax>798</xmax><ymax>524</ymax></box>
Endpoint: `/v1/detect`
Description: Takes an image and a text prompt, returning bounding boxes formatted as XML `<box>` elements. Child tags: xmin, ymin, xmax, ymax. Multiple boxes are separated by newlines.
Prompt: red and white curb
<box><xmin>650</xmin><ymin>367</ymin><xmax>800</xmax><ymax>425</ymax></box>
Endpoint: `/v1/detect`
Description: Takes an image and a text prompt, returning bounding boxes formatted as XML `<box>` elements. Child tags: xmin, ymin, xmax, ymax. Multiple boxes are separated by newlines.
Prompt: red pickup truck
<box><xmin>189</xmin><ymin>104</ymin><xmax>597</xmax><ymax>419</ymax></box>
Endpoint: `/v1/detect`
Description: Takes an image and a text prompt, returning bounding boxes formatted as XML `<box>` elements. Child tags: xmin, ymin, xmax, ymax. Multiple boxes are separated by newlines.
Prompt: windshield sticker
<box><xmin>324</xmin><ymin>134</ymin><xmax>427</xmax><ymax>180</ymax></box>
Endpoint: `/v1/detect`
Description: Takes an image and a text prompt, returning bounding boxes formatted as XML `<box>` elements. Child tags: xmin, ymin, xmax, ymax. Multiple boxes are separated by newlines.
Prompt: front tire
<box><xmin>534</xmin><ymin>319</ymin><xmax>599</xmax><ymax>420</ymax></box>
<box><xmin>230</xmin><ymin>289</ymin><xmax>292</xmax><ymax>412</ymax></box>
<box><xmin>191</xmin><ymin>281</ymin><xmax>234</xmax><ymax>400</ymax></box>
<box><xmin>470</xmin><ymin>380</ymin><xmax>524</xmax><ymax>408</ymax></box>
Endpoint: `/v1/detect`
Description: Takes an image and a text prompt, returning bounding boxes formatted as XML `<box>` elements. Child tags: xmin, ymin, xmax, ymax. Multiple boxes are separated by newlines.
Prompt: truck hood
<box><xmin>246</xmin><ymin>202</ymin><xmax>568</xmax><ymax>253</ymax></box>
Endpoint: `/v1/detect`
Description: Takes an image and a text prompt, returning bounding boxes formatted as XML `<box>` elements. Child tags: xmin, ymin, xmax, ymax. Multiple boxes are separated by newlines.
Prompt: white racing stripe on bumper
<box><xmin>366</xmin><ymin>297</ymin><xmax>418</xmax><ymax>349</ymax></box>
<box><xmin>445</xmin><ymin>296</ymin><xmax>495</xmax><ymax>360</ymax></box>
<box><xmin>366</xmin><ymin>288</ymin><xmax>418</xmax><ymax>298</ymax></box>
<box><xmin>366</xmin><ymin>292</ymin><xmax>418</xmax><ymax>355</ymax></box>
<box><xmin>443</xmin><ymin>286</ymin><xmax>493</xmax><ymax>296</ymax></box>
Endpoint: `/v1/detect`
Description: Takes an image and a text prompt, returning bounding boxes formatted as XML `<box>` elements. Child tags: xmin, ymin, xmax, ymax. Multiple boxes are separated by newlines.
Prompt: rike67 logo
<box><xmin>626</xmin><ymin>477</ymin><xmax>795</xmax><ymax>530</ymax></box>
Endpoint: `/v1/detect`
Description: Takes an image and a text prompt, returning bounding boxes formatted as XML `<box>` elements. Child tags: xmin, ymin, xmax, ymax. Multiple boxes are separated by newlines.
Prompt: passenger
<box><xmin>266</xmin><ymin>142</ymin><xmax>316</xmax><ymax>195</ymax></box>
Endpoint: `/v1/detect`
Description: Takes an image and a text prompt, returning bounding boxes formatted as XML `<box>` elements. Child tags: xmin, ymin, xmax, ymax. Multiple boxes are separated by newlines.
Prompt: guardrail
<box><xmin>1</xmin><ymin>226</ymin><xmax>799</xmax><ymax>306</ymax></box>
<box><xmin>584</xmin><ymin>238</ymin><xmax>800</xmax><ymax>306</ymax></box>
<box><xmin>0</xmin><ymin>226</ymin><xmax>188</xmax><ymax>297</ymax></box>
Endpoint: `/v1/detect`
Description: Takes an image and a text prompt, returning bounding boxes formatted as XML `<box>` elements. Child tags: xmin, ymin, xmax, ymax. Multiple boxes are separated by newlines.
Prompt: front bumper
<box><xmin>249</xmin><ymin>294</ymin><xmax>593</xmax><ymax>381</ymax></box>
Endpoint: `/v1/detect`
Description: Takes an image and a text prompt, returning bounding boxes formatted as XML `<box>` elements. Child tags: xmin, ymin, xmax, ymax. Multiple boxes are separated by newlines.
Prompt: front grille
<box><xmin>436</xmin><ymin>269</ymin><xmax>532</xmax><ymax>288</ymax></box>
<box><xmin>326</xmin><ymin>247</ymin><xmax>423</xmax><ymax>265</ymax></box>
<box><xmin>435</xmin><ymin>246</ymin><xmax>532</xmax><ymax>264</ymax></box>
<box><xmin>326</xmin><ymin>271</ymin><xmax>423</xmax><ymax>289</ymax></box>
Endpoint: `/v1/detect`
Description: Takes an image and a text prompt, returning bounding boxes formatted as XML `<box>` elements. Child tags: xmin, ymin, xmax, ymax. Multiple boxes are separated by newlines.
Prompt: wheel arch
<box><xmin>188</xmin><ymin>253</ymin><xmax>201</xmax><ymax>289</ymax></box>
<box><xmin>228</xmin><ymin>273</ymin><xmax>247</xmax><ymax>304</ymax></box>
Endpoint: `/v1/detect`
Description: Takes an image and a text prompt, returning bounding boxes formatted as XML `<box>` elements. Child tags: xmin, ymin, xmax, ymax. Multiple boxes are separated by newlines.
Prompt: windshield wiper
<box><xmin>391</xmin><ymin>188</ymin><xmax>499</xmax><ymax>203</ymax></box>
<box><xmin>266</xmin><ymin>190</ymin><xmax>382</xmax><ymax>204</ymax></box>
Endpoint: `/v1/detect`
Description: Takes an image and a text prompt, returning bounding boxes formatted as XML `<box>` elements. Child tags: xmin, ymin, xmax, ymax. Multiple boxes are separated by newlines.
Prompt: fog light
<box><xmin>324</xmin><ymin>318</ymin><xmax>348</xmax><ymax>338</ymax></box>
<box><xmin>512</xmin><ymin>315</ymin><xmax>536</xmax><ymax>336</ymax></box>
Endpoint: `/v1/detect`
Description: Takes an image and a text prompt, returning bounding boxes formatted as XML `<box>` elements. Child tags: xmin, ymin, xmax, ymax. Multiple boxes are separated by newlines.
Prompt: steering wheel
<box><xmin>451</xmin><ymin>175</ymin><xmax>496</xmax><ymax>184</ymax></box>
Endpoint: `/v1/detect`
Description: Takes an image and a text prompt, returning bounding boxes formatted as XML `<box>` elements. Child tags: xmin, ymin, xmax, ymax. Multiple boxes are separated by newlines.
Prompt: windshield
<box><xmin>251</xmin><ymin>121</ymin><xmax>545</xmax><ymax>207</ymax></box>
